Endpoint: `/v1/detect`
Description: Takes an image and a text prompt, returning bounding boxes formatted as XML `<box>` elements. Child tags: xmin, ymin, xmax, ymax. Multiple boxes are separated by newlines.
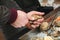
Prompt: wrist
<box><xmin>11</xmin><ymin>10</ymin><xmax>29</xmax><ymax>28</ymax></box>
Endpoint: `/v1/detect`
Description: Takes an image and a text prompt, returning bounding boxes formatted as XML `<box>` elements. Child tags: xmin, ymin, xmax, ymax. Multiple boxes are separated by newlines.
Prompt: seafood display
<box><xmin>50</xmin><ymin>31</ymin><xmax>59</xmax><ymax>37</ymax></box>
<box><xmin>52</xmin><ymin>16</ymin><xmax>60</xmax><ymax>31</ymax></box>
<box><xmin>19</xmin><ymin>7</ymin><xmax>60</xmax><ymax>40</ymax></box>
<box><xmin>53</xmin><ymin>16</ymin><xmax>60</xmax><ymax>27</ymax></box>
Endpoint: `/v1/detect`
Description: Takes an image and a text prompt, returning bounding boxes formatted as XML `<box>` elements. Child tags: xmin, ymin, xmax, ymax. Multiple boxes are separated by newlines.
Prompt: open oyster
<box><xmin>32</xmin><ymin>14</ymin><xmax>42</xmax><ymax>20</ymax></box>
<box><xmin>40</xmin><ymin>22</ymin><xmax>49</xmax><ymax>31</ymax></box>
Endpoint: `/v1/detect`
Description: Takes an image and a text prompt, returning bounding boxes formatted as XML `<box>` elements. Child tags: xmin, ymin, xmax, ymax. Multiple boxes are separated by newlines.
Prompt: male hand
<box><xmin>26</xmin><ymin>11</ymin><xmax>44</xmax><ymax>29</ymax></box>
<box><xmin>11</xmin><ymin>10</ymin><xmax>29</xmax><ymax>28</ymax></box>
<box><xmin>11</xmin><ymin>10</ymin><xmax>44</xmax><ymax>29</ymax></box>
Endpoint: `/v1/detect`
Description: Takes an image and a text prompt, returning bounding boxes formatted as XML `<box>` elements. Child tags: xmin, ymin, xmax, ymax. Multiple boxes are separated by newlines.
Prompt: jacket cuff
<box><xmin>8</xmin><ymin>8</ymin><xmax>17</xmax><ymax>24</ymax></box>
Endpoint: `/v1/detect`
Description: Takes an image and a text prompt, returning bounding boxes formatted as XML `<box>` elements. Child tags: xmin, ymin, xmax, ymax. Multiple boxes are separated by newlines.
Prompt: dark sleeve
<box><xmin>1</xmin><ymin>0</ymin><xmax>23</xmax><ymax>24</ymax></box>
<box><xmin>0</xmin><ymin>5</ymin><xmax>17</xmax><ymax>26</ymax></box>
<box><xmin>1</xmin><ymin>0</ymin><xmax>21</xmax><ymax>9</ymax></box>
<box><xmin>0</xmin><ymin>6</ymin><xmax>10</xmax><ymax>26</ymax></box>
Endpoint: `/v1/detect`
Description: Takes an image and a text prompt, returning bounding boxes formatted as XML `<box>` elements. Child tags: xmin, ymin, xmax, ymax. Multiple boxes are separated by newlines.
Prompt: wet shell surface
<box><xmin>40</xmin><ymin>22</ymin><xmax>49</xmax><ymax>30</ymax></box>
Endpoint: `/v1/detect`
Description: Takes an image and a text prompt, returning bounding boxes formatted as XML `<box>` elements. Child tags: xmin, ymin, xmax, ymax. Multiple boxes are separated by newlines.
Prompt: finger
<box><xmin>33</xmin><ymin>21</ymin><xmax>38</xmax><ymax>25</ymax></box>
<box><xmin>37</xmin><ymin>18</ymin><xmax>44</xmax><ymax>23</ymax></box>
<box><xmin>27</xmin><ymin>26</ymin><xmax>33</xmax><ymax>29</ymax></box>
<box><xmin>33</xmin><ymin>21</ymin><xmax>41</xmax><ymax>25</ymax></box>
<box><xmin>28</xmin><ymin>24</ymin><xmax>39</xmax><ymax>29</ymax></box>
<box><xmin>27</xmin><ymin>25</ymin><xmax>35</xmax><ymax>29</ymax></box>
<box><xmin>34</xmin><ymin>25</ymin><xmax>39</xmax><ymax>28</ymax></box>
<box><xmin>31</xmin><ymin>11</ymin><xmax>45</xmax><ymax>16</ymax></box>
<box><xmin>34</xmin><ymin>21</ymin><xmax>41</xmax><ymax>27</ymax></box>
<box><xmin>26</xmin><ymin>22</ymin><xmax>36</xmax><ymax>29</ymax></box>
<box><xmin>27</xmin><ymin>11</ymin><xmax>44</xmax><ymax>20</ymax></box>
<box><xmin>26</xmin><ymin>22</ymin><xmax>33</xmax><ymax>29</ymax></box>
<box><xmin>31</xmin><ymin>24</ymin><xmax>39</xmax><ymax>29</ymax></box>
<box><xmin>31</xmin><ymin>25</ymin><xmax>36</xmax><ymax>29</ymax></box>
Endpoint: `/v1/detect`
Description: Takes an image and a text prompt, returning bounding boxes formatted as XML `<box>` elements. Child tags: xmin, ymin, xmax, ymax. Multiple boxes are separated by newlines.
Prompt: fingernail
<box><xmin>41</xmin><ymin>12</ymin><xmax>45</xmax><ymax>15</ymax></box>
<box><xmin>37</xmin><ymin>18</ymin><xmax>44</xmax><ymax>22</ymax></box>
<box><xmin>31</xmin><ymin>25</ymin><xmax>36</xmax><ymax>28</ymax></box>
